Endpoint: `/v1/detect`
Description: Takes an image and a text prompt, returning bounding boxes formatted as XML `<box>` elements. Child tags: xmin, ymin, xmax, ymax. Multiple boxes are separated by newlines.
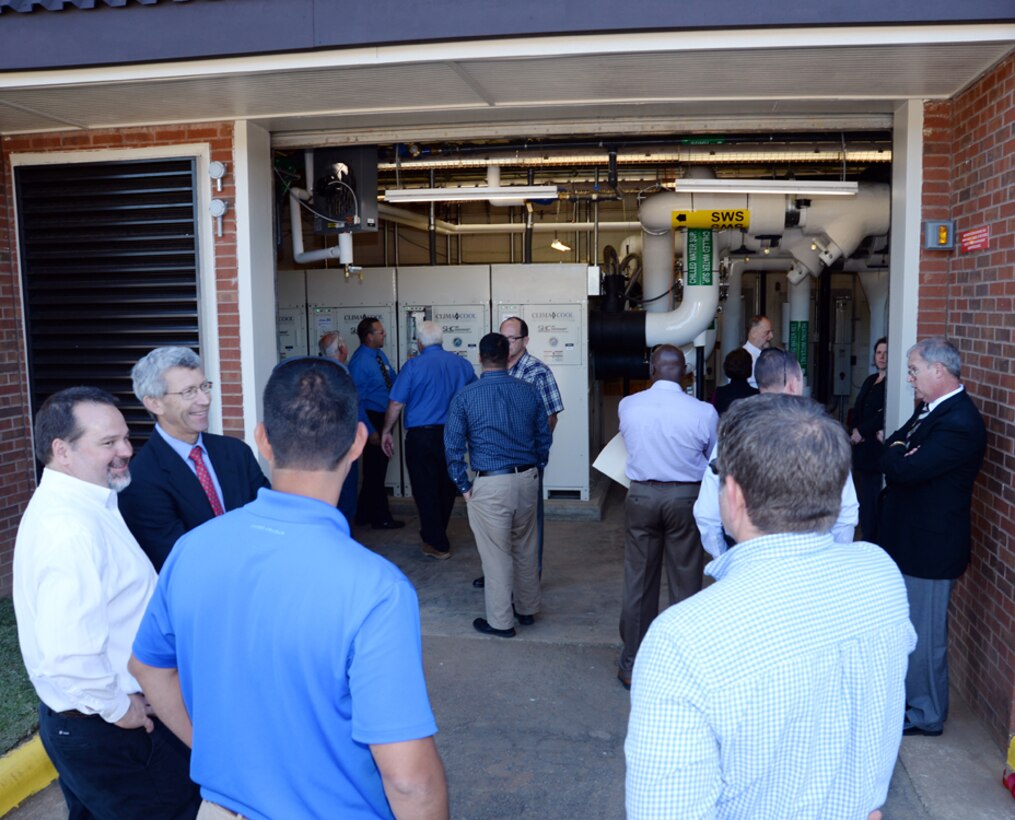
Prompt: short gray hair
<box><xmin>132</xmin><ymin>347</ymin><xmax>202</xmax><ymax>401</ymax></box>
<box><xmin>754</xmin><ymin>348</ymin><xmax>802</xmax><ymax>392</ymax></box>
<box><xmin>909</xmin><ymin>336</ymin><xmax>961</xmax><ymax>379</ymax></box>
<box><xmin>417</xmin><ymin>321</ymin><xmax>443</xmax><ymax>348</ymax></box>
<box><xmin>717</xmin><ymin>393</ymin><xmax>849</xmax><ymax>536</ymax></box>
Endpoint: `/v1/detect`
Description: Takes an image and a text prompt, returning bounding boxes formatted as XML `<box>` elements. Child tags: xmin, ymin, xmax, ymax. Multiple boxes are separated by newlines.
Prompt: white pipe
<box><xmin>485</xmin><ymin>165</ymin><xmax>526</xmax><ymax>208</ymax></box>
<box><xmin>857</xmin><ymin>269</ymin><xmax>890</xmax><ymax>354</ymax></box>
<box><xmin>639</xmin><ymin>191</ymin><xmax>788</xmax><ymax>342</ymax></box>
<box><xmin>796</xmin><ymin>183</ymin><xmax>891</xmax><ymax>272</ymax></box>
<box><xmin>289</xmin><ymin>188</ymin><xmax>354</xmax><ymax>265</ymax></box>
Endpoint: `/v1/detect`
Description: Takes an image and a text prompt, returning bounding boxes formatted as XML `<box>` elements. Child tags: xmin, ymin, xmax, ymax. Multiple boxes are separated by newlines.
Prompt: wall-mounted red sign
<box><xmin>959</xmin><ymin>226</ymin><xmax>990</xmax><ymax>253</ymax></box>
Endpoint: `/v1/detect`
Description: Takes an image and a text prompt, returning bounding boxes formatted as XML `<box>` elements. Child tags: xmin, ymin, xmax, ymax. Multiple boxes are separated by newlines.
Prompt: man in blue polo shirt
<box><xmin>382</xmin><ymin>321</ymin><xmax>476</xmax><ymax>560</ymax></box>
<box><xmin>129</xmin><ymin>357</ymin><xmax>448</xmax><ymax>820</ymax></box>
<box><xmin>348</xmin><ymin>316</ymin><xmax>403</xmax><ymax>530</ymax></box>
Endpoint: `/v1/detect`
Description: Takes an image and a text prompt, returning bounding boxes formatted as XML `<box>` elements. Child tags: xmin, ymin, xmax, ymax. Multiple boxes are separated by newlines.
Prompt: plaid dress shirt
<box><xmin>626</xmin><ymin>532</ymin><xmax>915</xmax><ymax>819</ymax></box>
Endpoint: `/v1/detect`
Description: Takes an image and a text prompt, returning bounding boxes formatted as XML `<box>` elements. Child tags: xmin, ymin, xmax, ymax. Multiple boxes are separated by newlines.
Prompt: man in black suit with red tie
<box><xmin>118</xmin><ymin>347</ymin><xmax>269</xmax><ymax>571</ymax></box>
<box><xmin>879</xmin><ymin>337</ymin><xmax>986</xmax><ymax>737</ymax></box>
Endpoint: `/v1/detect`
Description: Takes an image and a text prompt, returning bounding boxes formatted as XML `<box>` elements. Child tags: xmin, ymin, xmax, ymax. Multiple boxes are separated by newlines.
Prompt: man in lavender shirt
<box><xmin>616</xmin><ymin>345</ymin><xmax>718</xmax><ymax>689</ymax></box>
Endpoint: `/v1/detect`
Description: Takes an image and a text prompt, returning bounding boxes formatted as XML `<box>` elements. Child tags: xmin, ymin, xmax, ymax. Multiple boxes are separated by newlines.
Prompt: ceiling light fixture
<box><xmin>384</xmin><ymin>185</ymin><xmax>559</xmax><ymax>203</ymax></box>
<box><xmin>671</xmin><ymin>179</ymin><xmax>858</xmax><ymax>196</ymax></box>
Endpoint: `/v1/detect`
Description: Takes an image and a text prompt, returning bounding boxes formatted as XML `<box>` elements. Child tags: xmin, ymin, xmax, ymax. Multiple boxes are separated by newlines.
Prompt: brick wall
<box><xmin>0</xmin><ymin>122</ymin><xmax>243</xmax><ymax>595</ymax></box>
<box><xmin>921</xmin><ymin>53</ymin><xmax>1015</xmax><ymax>750</ymax></box>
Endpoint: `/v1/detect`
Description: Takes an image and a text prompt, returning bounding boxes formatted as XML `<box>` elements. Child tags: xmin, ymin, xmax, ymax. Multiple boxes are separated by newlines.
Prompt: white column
<box><xmin>887</xmin><ymin>101</ymin><xmax>924</xmax><ymax>434</ymax></box>
<box><xmin>234</xmin><ymin>121</ymin><xmax>276</xmax><ymax>452</ymax></box>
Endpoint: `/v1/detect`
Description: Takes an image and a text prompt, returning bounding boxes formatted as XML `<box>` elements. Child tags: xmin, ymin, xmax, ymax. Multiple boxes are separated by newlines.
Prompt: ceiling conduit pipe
<box><xmin>376</xmin><ymin>203</ymin><xmax>641</xmax><ymax>235</ymax></box>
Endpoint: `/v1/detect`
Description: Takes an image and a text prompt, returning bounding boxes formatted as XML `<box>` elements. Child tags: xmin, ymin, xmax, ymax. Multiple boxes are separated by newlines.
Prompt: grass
<box><xmin>0</xmin><ymin>596</ymin><xmax>39</xmax><ymax>754</ymax></box>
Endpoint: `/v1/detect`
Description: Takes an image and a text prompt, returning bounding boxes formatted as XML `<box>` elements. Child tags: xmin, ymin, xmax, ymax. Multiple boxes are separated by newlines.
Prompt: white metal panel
<box><xmin>493</xmin><ymin>264</ymin><xmax>590</xmax><ymax>500</ymax></box>
<box><xmin>306</xmin><ymin>267</ymin><xmax>404</xmax><ymax>495</ymax></box>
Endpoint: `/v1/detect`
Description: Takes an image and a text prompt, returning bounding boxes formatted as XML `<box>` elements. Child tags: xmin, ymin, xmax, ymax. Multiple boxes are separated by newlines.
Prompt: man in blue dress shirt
<box><xmin>381</xmin><ymin>321</ymin><xmax>476</xmax><ymax>559</ymax></box>
<box><xmin>348</xmin><ymin>317</ymin><xmax>403</xmax><ymax>530</ymax></box>
<box><xmin>626</xmin><ymin>394</ymin><xmax>915</xmax><ymax>819</ymax></box>
<box><xmin>445</xmin><ymin>333</ymin><xmax>551</xmax><ymax>638</ymax></box>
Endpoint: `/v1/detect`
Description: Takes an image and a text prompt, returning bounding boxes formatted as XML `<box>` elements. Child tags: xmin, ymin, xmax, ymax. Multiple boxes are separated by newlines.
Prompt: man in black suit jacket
<box><xmin>879</xmin><ymin>337</ymin><xmax>986</xmax><ymax>737</ymax></box>
<box><xmin>119</xmin><ymin>347</ymin><xmax>269</xmax><ymax>571</ymax></box>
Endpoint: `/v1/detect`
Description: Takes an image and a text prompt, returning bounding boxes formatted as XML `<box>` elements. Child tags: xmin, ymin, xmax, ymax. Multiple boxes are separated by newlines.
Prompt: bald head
<box><xmin>650</xmin><ymin>345</ymin><xmax>686</xmax><ymax>384</ymax></box>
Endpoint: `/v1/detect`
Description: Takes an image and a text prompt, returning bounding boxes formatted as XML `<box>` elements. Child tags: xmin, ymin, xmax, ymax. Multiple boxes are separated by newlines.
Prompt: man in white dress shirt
<box><xmin>616</xmin><ymin>345</ymin><xmax>718</xmax><ymax>689</ymax></box>
<box><xmin>742</xmin><ymin>314</ymin><xmax>773</xmax><ymax>388</ymax></box>
<box><xmin>694</xmin><ymin>348</ymin><xmax>859</xmax><ymax>559</ymax></box>
<box><xmin>13</xmin><ymin>387</ymin><xmax>200</xmax><ymax>819</ymax></box>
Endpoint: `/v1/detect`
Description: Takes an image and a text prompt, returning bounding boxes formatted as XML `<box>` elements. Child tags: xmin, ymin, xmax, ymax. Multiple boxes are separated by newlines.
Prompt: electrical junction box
<box><xmin>923</xmin><ymin>220</ymin><xmax>955</xmax><ymax>250</ymax></box>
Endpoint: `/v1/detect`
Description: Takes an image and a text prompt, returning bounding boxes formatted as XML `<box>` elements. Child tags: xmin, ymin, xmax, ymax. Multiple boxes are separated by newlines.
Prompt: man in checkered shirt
<box><xmin>626</xmin><ymin>393</ymin><xmax>915</xmax><ymax>820</ymax></box>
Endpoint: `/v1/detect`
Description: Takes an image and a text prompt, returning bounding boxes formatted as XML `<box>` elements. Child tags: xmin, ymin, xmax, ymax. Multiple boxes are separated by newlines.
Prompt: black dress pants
<box><xmin>357</xmin><ymin>409</ymin><xmax>394</xmax><ymax>526</ymax></box>
<box><xmin>406</xmin><ymin>425</ymin><xmax>457</xmax><ymax>552</ymax></box>
<box><xmin>38</xmin><ymin>703</ymin><xmax>201</xmax><ymax>820</ymax></box>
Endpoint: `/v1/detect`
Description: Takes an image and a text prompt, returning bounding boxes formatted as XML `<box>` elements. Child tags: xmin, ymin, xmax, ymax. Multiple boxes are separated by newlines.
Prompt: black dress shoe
<box><xmin>512</xmin><ymin>604</ymin><xmax>535</xmax><ymax>626</ymax></box>
<box><xmin>472</xmin><ymin>576</ymin><xmax>485</xmax><ymax>588</ymax></box>
<box><xmin>473</xmin><ymin>618</ymin><xmax>515</xmax><ymax>638</ymax></box>
<box><xmin>903</xmin><ymin>725</ymin><xmax>943</xmax><ymax>737</ymax></box>
<box><xmin>372</xmin><ymin>519</ymin><xmax>405</xmax><ymax>530</ymax></box>
<box><xmin>617</xmin><ymin>670</ymin><xmax>632</xmax><ymax>690</ymax></box>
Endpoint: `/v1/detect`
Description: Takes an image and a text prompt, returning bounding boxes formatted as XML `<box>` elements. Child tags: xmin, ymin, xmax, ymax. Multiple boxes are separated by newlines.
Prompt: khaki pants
<box><xmin>468</xmin><ymin>469</ymin><xmax>540</xmax><ymax>630</ymax></box>
<box><xmin>197</xmin><ymin>800</ymin><xmax>246</xmax><ymax>819</ymax></box>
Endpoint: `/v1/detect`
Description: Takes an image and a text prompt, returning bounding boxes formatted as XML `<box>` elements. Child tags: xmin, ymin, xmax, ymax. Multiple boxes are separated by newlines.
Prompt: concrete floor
<box><xmin>7</xmin><ymin>482</ymin><xmax>1014</xmax><ymax>818</ymax></box>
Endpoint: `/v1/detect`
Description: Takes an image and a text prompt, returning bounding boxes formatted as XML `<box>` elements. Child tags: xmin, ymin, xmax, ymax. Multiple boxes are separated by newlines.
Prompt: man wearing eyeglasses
<box><xmin>119</xmin><ymin>347</ymin><xmax>269</xmax><ymax>571</ymax></box>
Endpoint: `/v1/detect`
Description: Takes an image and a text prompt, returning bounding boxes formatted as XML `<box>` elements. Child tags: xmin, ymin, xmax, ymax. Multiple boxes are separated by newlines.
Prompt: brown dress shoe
<box><xmin>421</xmin><ymin>542</ymin><xmax>450</xmax><ymax>560</ymax></box>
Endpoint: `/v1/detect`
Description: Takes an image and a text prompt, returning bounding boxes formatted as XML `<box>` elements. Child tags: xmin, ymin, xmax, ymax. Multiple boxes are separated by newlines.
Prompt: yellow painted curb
<box><xmin>0</xmin><ymin>735</ymin><xmax>57</xmax><ymax>815</ymax></box>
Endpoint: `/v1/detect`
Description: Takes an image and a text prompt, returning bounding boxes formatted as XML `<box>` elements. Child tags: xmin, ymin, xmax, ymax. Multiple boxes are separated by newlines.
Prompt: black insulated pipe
<box><xmin>589</xmin><ymin>310</ymin><xmax>646</xmax><ymax>354</ymax></box>
<box><xmin>593</xmin><ymin>351</ymin><xmax>650</xmax><ymax>381</ymax></box>
<box><xmin>695</xmin><ymin>345</ymin><xmax>706</xmax><ymax>400</ymax></box>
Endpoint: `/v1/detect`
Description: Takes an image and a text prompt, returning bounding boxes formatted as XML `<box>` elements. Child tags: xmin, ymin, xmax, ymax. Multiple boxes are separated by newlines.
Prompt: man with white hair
<box><xmin>694</xmin><ymin>348</ymin><xmax>859</xmax><ymax>558</ymax></box>
<box><xmin>118</xmin><ymin>346</ymin><xmax>268</xmax><ymax>571</ymax></box>
<box><xmin>879</xmin><ymin>336</ymin><xmax>986</xmax><ymax>737</ymax></box>
<box><xmin>381</xmin><ymin>321</ymin><xmax>475</xmax><ymax>559</ymax></box>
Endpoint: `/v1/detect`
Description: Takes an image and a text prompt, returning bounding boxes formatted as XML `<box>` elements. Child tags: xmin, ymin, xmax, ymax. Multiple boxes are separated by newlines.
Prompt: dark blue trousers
<box><xmin>38</xmin><ymin>703</ymin><xmax>201</xmax><ymax>820</ymax></box>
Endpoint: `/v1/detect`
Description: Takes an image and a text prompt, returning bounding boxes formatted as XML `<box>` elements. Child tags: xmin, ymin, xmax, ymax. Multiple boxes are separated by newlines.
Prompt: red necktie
<box><xmin>189</xmin><ymin>446</ymin><xmax>225</xmax><ymax>516</ymax></box>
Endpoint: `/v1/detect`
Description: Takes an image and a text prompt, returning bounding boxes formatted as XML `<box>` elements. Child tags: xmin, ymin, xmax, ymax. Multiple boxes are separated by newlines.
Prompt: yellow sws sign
<box><xmin>671</xmin><ymin>209</ymin><xmax>751</xmax><ymax>230</ymax></box>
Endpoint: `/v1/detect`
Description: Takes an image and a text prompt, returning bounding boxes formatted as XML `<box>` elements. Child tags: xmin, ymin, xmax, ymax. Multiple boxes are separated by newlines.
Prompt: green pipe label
<box><xmin>686</xmin><ymin>229</ymin><xmax>713</xmax><ymax>287</ymax></box>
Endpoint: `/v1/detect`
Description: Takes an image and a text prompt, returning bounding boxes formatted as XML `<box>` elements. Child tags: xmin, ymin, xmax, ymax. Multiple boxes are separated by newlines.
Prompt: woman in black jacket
<box><xmin>712</xmin><ymin>348</ymin><xmax>759</xmax><ymax>417</ymax></box>
<box><xmin>850</xmin><ymin>337</ymin><xmax>887</xmax><ymax>541</ymax></box>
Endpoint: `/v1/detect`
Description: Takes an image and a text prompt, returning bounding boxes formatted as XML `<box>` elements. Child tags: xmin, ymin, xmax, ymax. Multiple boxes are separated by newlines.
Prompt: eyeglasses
<box><xmin>504</xmin><ymin>335</ymin><xmax>525</xmax><ymax>342</ymax></box>
<box><xmin>165</xmin><ymin>381</ymin><xmax>213</xmax><ymax>401</ymax></box>
<box><xmin>709</xmin><ymin>458</ymin><xmax>720</xmax><ymax>476</ymax></box>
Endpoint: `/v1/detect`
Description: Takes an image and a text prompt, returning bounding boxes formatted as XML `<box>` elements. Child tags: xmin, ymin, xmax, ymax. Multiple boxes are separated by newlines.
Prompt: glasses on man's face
<box><xmin>504</xmin><ymin>335</ymin><xmax>524</xmax><ymax>342</ymax></box>
<box><xmin>165</xmin><ymin>381</ymin><xmax>213</xmax><ymax>401</ymax></box>
<box><xmin>709</xmin><ymin>458</ymin><xmax>719</xmax><ymax>476</ymax></box>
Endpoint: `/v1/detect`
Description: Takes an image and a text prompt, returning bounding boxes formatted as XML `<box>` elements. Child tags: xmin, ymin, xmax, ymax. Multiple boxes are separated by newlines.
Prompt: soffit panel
<box><xmin>0</xmin><ymin>40</ymin><xmax>1011</xmax><ymax>135</ymax></box>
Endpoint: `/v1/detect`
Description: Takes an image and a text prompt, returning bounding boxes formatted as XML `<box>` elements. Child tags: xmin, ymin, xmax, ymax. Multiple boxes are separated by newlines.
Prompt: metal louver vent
<box><xmin>15</xmin><ymin>157</ymin><xmax>200</xmax><ymax>444</ymax></box>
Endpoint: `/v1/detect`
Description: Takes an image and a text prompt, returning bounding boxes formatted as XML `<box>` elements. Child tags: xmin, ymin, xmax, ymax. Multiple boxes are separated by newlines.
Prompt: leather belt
<box><xmin>477</xmin><ymin>464</ymin><xmax>536</xmax><ymax>477</ymax></box>
<box><xmin>408</xmin><ymin>424</ymin><xmax>444</xmax><ymax>431</ymax></box>
<box><xmin>633</xmin><ymin>479</ymin><xmax>701</xmax><ymax>486</ymax></box>
<box><xmin>52</xmin><ymin>708</ymin><xmax>95</xmax><ymax>719</ymax></box>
